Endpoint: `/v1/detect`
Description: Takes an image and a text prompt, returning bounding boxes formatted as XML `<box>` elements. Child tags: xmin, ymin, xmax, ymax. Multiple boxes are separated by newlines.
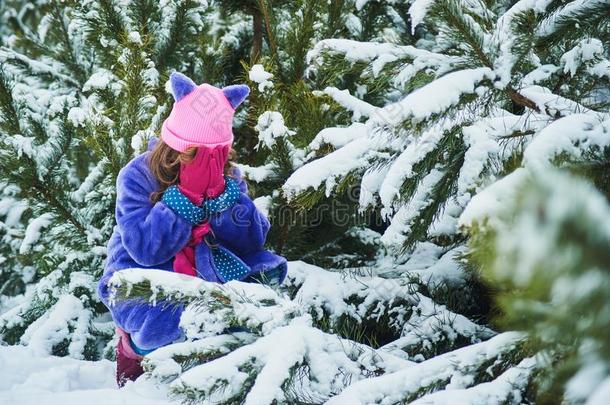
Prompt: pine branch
<box><xmin>256</xmin><ymin>0</ymin><xmax>284</xmax><ymax>81</ymax></box>
<box><xmin>429</xmin><ymin>0</ymin><xmax>493</xmax><ymax>67</ymax></box>
<box><xmin>153</xmin><ymin>0</ymin><xmax>201</xmax><ymax>72</ymax></box>
<box><xmin>49</xmin><ymin>1</ymin><xmax>87</xmax><ymax>84</ymax></box>
<box><xmin>0</xmin><ymin>67</ymin><xmax>21</xmax><ymax>134</ymax></box>
<box><xmin>536</xmin><ymin>0</ymin><xmax>610</xmax><ymax>48</ymax></box>
<box><xmin>326</xmin><ymin>332</ymin><xmax>529</xmax><ymax>404</ymax></box>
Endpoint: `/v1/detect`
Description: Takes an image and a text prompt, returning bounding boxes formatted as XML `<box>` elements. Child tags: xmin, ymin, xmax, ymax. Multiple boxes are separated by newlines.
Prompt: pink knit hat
<box><xmin>161</xmin><ymin>72</ymin><xmax>250</xmax><ymax>152</ymax></box>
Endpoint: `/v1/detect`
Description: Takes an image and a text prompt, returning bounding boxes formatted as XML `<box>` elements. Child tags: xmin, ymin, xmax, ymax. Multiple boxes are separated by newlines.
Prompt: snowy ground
<box><xmin>0</xmin><ymin>345</ymin><xmax>175</xmax><ymax>405</ymax></box>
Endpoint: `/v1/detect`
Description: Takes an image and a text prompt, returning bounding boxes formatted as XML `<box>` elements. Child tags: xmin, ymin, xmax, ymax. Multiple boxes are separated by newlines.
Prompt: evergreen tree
<box><xmin>463</xmin><ymin>168</ymin><xmax>610</xmax><ymax>404</ymax></box>
<box><xmin>0</xmin><ymin>0</ymin><xmax>608</xmax><ymax>404</ymax></box>
<box><xmin>239</xmin><ymin>0</ymin><xmax>417</xmax><ymax>265</ymax></box>
<box><xmin>280</xmin><ymin>0</ymin><xmax>610</xmax><ymax>402</ymax></box>
<box><xmin>0</xmin><ymin>0</ymin><xmax>250</xmax><ymax>358</ymax></box>
<box><xmin>289</xmin><ymin>0</ymin><xmax>610</xmax><ymax>253</ymax></box>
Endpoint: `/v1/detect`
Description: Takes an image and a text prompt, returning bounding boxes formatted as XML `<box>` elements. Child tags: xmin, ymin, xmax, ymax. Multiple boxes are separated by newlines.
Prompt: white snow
<box><xmin>410</xmin><ymin>357</ymin><xmax>538</xmax><ymax>405</ymax></box>
<box><xmin>253</xmin><ymin>195</ymin><xmax>273</xmax><ymax>217</ymax></box>
<box><xmin>325</xmin><ymin>332</ymin><xmax>525</xmax><ymax>405</ymax></box>
<box><xmin>380</xmin><ymin>168</ymin><xmax>444</xmax><ymax>248</ymax></box>
<box><xmin>359</xmin><ymin>164</ymin><xmax>390</xmax><ymax>209</ymax></box>
<box><xmin>171</xmin><ymin>315</ymin><xmax>411</xmax><ymax>405</ymax></box>
<box><xmin>522</xmin><ymin>64</ymin><xmax>559</xmax><ymax>86</ymax></box>
<box><xmin>587</xmin><ymin>376</ymin><xmax>610</xmax><ymax>405</ymax></box>
<box><xmin>561</xmin><ymin>39</ymin><xmax>604</xmax><ymax>77</ymax></box>
<box><xmin>537</xmin><ymin>0</ymin><xmax>610</xmax><ymax>38</ymax></box>
<box><xmin>378</xmin><ymin>122</ymin><xmax>450</xmax><ymax>213</ymax></box>
<box><xmin>459</xmin><ymin>168</ymin><xmax>530</xmax><ymax>227</ymax></box>
<box><xmin>82</xmin><ymin>70</ymin><xmax>116</xmax><ymax>92</ymax></box>
<box><xmin>524</xmin><ymin>114</ymin><xmax>610</xmax><ymax>172</ymax></box>
<box><xmin>128</xmin><ymin>31</ymin><xmax>143</xmax><ymax>45</ymax></box>
<box><xmin>369</xmin><ymin>68</ymin><xmax>493</xmax><ymax>126</ymax></box>
<box><xmin>456</xmin><ymin>114</ymin><xmax>548</xmax><ymax>208</ymax></box>
<box><xmin>493</xmin><ymin>0</ymin><xmax>554</xmax><ymax>85</ymax></box>
<box><xmin>21</xmin><ymin>295</ymin><xmax>92</xmax><ymax>359</ymax></box>
<box><xmin>409</xmin><ymin>0</ymin><xmax>435</xmax><ymax>32</ymax></box>
<box><xmin>308</xmin><ymin>122</ymin><xmax>368</xmax><ymax>151</ymax></box>
<box><xmin>283</xmin><ymin>136</ymin><xmax>378</xmax><ymax>198</ymax></box>
<box><xmin>0</xmin><ymin>345</ymin><xmax>172</xmax><ymax>405</ymax></box>
<box><xmin>234</xmin><ymin>162</ymin><xmax>277</xmax><ymax>183</ymax></box>
<box><xmin>0</xmin><ymin>197</ymin><xmax>28</xmax><ymax>227</ymax></box>
<box><xmin>520</xmin><ymin>85</ymin><xmax>591</xmax><ymax>116</ymax></box>
<box><xmin>255</xmin><ymin>111</ymin><xmax>295</xmax><ymax>149</ymax></box>
<box><xmin>323</xmin><ymin>87</ymin><xmax>377</xmax><ymax>120</ymax></box>
<box><xmin>19</xmin><ymin>213</ymin><xmax>53</xmax><ymax>254</ymax></box>
<box><xmin>249</xmin><ymin>64</ymin><xmax>274</xmax><ymax>92</ymax></box>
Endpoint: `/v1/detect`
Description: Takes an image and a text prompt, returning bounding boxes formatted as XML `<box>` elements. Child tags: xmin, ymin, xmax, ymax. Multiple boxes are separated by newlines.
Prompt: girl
<box><xmin>97</xmin><ymin>72</ymin><xmax>287</xmax><ymax>386</ymax></box>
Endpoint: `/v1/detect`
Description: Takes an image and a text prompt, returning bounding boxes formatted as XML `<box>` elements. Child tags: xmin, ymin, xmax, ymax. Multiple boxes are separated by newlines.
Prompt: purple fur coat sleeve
<box><xmin>115</xmin><ymin>156</ymin><xmax>192</xmax><ymax>266</ymax></box>
<box><xmin>98</xmin><ymin>154</ymin><xmax>192</xmax><ymax>349</ymax></box>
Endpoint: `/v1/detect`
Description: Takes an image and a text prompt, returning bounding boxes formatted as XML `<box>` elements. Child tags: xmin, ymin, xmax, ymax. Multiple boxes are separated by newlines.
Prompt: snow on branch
<box><xmin>322</xmin><ymin>87</ymin><xmax>377</xmax><ymax>120</ymax></box>
<box><xmin>307</xmin><ymin>38</ymin><xmax>455</xmax><ymax>78</ymax></box>
<box><xmin>493</xmin><ymin>0</ymin><xmax>554</xmax><ymax>85</ymax></box>
<box><xmin>108</xmin><ymin>269</ymin><xmax>298</xmax><ymax>335</ymax></box>
<box><xmin>307</xmin><ymin>122</ymin><xmax>368</xmax><ymax>152</ymax></box>
<box><xmin>284</xmin><ymin>67</ymin><xmax>496</xmax><ymax>202</ymax></box>
<box><xmin>524</xmin><ymin>114</ymin><xmax>610</xmax><ymax>171</ymax></box>
<box><xmin>519</xmin><ymin>85</ymin><xmax>592</xmax><ymax>117</ymax></box>
<box><xmin>107</xmin><ymin>268</ymin><xmax>226</xmax><ymax>306</ymax></box>
<box><xmin>0</xmin><ymin>47</ymin><xmax>80</xmax><ymax>86</ymax></box>
<box><xmin>20</xmin><ymin>294</ymin><xmax>93</xmax><ymax>359</ymax></box>
<box><xmin>456</xmin><ymin>114</ymin><xmax>549</xmax><ymax>202</ymax></box>
<box><xmin>560</xmin><ymin>38</ymin><xmax>607</xmax><ymax>78</ymax></box>
<box><xmin>170</xmin><ymin>316</ymin><xmax>412</xmax><ymax>405</ymax></box>
<box><xmin>283</xmin><ymin>136</ymin><xmax>380</xmax><ymax>199</ymax></box>
<box><xmin>459</xmin><ymin>169</ymin><xmax>529</xmax><ymax>228</ymax></box>
<box><xmin>409</xmin><ymin>0</ymin><xmax>435</xmax><ymax>31</ymax></box>
<box><xmin>234</xmin><ymin>163</ymin><xmax>278</xmax><ymax>183</ymax></box>
<box><xmin>368</xmin><ymin>67</ymin><xmax>493</xmax><ymax>127</ymax></box>
<box><xmin>287</xmin><ymin>262</ymin><xmax>493</xmax><ymax>360</ymax></box>
<box><xmin>536</xmin><ymin>0</ymin><xmax>610</xmax><ymax>39</ymax></box>
<box><xmin>409</xmin><ymin>357</ymin><xmax>538</xmax><ymax>405</ymax></box>
<box><xmin>19</xmin><ymin>213</ymin><xmax>53</xmax><ymax>254</ymax></box>
<box><xmin>378</xmin><ymin>122</ymin><xmax>453</xmax><ymax>212</ymax></box>
<box><xmin>325</xmin><ymin>332</ymin><xmax>527</xmax><ymax>405</ymax></box>
<box><xmin>144</xmin><ymin>333</ymin><xmax>258</xmax><ymax>380</ymax></box>
<box><xmin>381</xmin><ymin>168</ymin><xmax>445</xmax><ymax>248</ymax></box>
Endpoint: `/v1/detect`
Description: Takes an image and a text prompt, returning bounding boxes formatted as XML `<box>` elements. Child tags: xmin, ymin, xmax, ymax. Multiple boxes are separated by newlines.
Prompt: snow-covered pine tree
<box><xmin>1</xmin><ymin>0</ymin><xmax>608</xmax><ymax>403</ymax></box>
<box><xmin>0</xmin><ymin>0</ymin><xmax>256</xmax><ymax>359</ymax></box>
<box><xmin>238</xmin><ymin>0</ymin><xmax>418</xmax><ymax>266</ymax></box>
<box><xmin>462</xmin><ymin>168</ymin><xmax>610</xmax><ymax>404</ymax></box>
<box><xmin>278</xmin><ymin>0</ymin><xmax>610</xmax><ymax>402</ymax></box>
<box><xmin>289</xmin><ymin>0</ymin><xmax>610</xmax><ymax>253</ymax></box>
<box><xmin>0</xmin><ymin>1</ymin><xmax>68</xmax><ymax>301</ymax></box>
<box><xmin>101</xmin><ymin>4</ymin><xmax>537</xmax><ymax>403</ymax></box>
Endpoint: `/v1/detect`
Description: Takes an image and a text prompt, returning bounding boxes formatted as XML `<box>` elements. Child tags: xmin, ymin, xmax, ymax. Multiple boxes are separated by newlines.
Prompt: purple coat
<box><xmin>97</xmin><ymin>141</ymin><xmax>287</xmax><ymax>350</ymax></box>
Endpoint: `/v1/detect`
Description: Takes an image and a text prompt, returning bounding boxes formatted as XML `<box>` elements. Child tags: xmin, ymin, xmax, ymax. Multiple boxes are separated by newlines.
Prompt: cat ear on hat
<box><xmin>222</xmin><ymin>85</ymin><xmax>250</xmax><ymax>109</ymax></box>
<box><xmin>169</xmin><ymin>72</ymin><xmax>197</xmax><ymax>102</ymax></box>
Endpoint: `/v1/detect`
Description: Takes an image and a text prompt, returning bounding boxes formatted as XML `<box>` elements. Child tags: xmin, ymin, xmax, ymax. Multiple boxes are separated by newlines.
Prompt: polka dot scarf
<box><xmin>162</xmin><ymin>176</ymin><xmax>247</xmax><ymax>280</ymax></box>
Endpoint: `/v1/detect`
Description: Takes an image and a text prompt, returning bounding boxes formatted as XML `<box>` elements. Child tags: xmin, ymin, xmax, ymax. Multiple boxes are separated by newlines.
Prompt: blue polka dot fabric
<box><xmin>162</xmin><ymin>177</ymin><xmax>241</xmax><ymax>224</ymax></box>
<box><xmin>211</xmin><ymin>245</ymin><xmax>251</xmax><ymax>282</ymax></box>
<box><xmin>162</xmin><ymin>185</ymin><xmax>207</xmax><ymax>224</ymax></box>
<box><xmin>205</xmin><ymin>177</ymin><xmax>240</xmax><ymax>214</ymax></box>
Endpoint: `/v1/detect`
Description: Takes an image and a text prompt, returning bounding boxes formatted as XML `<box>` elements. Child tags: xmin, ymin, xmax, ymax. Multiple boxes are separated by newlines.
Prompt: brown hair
<box><xmin>148</xmin><ymin>139</ymin><xmax>236</xmax><ymax>203</ymax></box>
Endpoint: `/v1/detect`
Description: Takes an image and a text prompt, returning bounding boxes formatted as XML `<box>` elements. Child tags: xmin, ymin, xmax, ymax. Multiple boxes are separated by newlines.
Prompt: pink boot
<box><xmin>115</xmin><ymin>328</ymin><xmax>144</xmax><ymax>387</ymax></box>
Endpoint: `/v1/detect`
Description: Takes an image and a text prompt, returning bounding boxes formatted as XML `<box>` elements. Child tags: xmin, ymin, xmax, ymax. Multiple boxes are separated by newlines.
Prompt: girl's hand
<box><xmin>205</xmin><ymin>145</ymin><xmax>229</xmax><ymax>199</ymax></box>
<box><xmin>178</xmin><ymin>146</ymin><xmax>229</xmax><ymax>205</ymax></box>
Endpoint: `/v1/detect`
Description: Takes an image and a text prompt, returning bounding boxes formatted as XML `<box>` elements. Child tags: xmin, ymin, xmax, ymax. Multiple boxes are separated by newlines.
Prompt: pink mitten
<box><xmin>173</xmin><ymin>223</ymin><xmax>211</xmax><ymax>277</ymax></box>
<box><xmin>178</xmin><ymin>146</ymin><xmax>230</xmax><ymax>205</ymax></box>
<box><xmin>204</xmin><ymin>145</ymin><xmax>230</xmax><ymax>199</ymax></box>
